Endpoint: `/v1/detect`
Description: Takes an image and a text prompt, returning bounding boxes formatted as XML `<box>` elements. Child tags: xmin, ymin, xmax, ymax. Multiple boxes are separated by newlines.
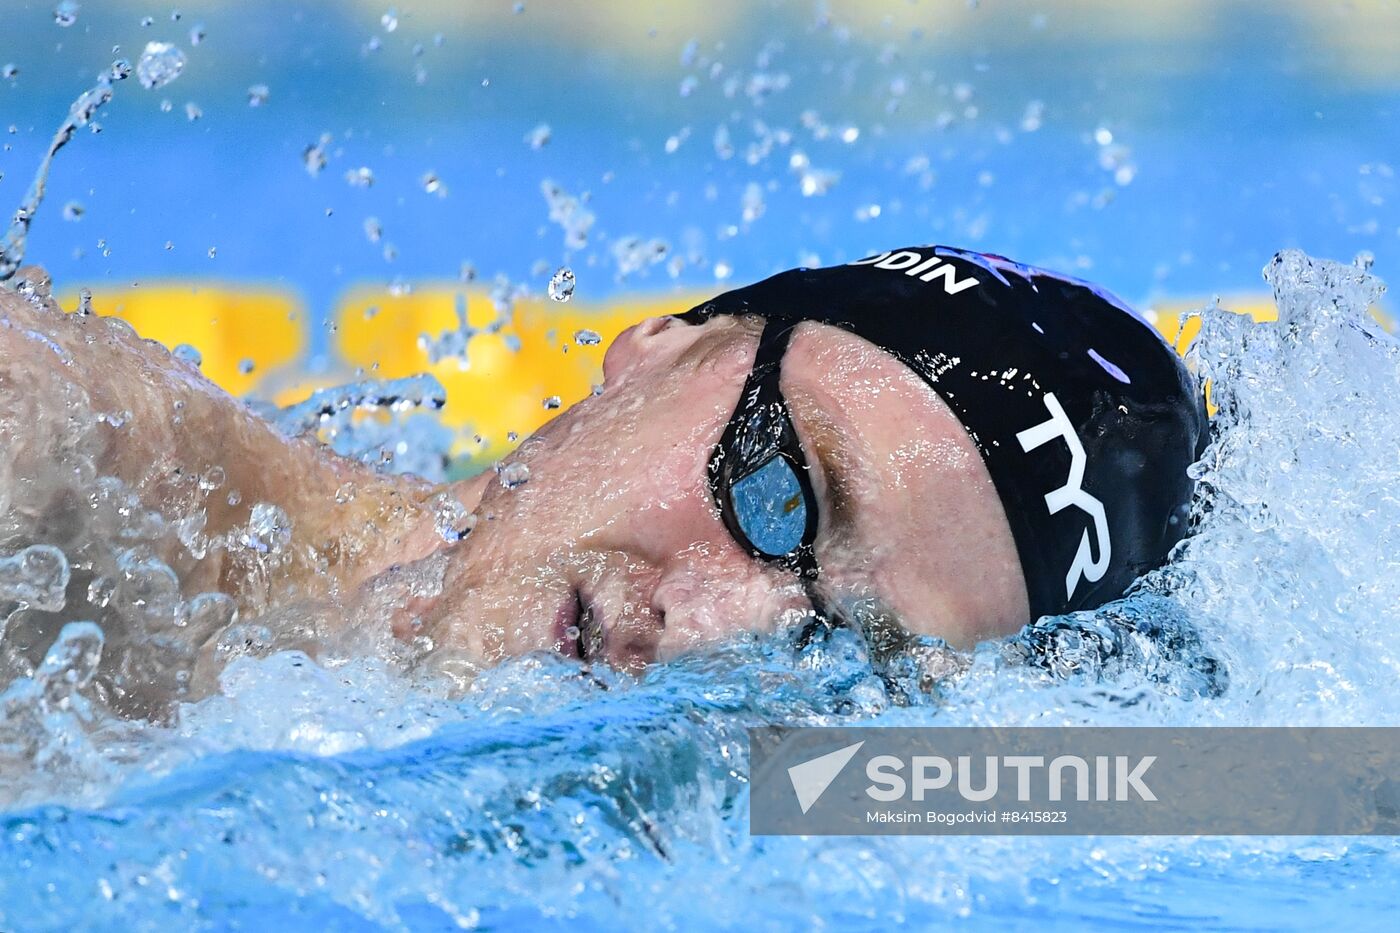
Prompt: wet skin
<box><xmin>0</xmin><ymin>274</ymin><xmax>1028</xmax><ymax>674</ymax></box>
<box><xmin>388</xmin><ymin>314</ymin><xmax>1029</xmax><ymax>669</ymax></box>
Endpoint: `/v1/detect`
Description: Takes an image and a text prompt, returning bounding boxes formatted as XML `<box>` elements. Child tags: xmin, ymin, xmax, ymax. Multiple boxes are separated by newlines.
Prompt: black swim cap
<box><xmin>679</xmin><ymin>245</ymin><xmax>1209</xmax><ymax>622</ymax></box>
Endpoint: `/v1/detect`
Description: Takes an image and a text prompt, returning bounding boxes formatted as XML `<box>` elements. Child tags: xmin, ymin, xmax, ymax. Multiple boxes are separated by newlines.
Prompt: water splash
<box><xmin>541</xmin><ymin>179</ymin><xmax>595</xmax><ymax>251</ymax></box>
<box><xmin>0</xmin><ymin>62</ymin><xmax>129</xmax><ymax>281</ymax></box>
<box><xmin>270</xmin><ymin>374</ymin><xmax>452</xmax><ymax>478</ymax></box>
<box><xmin>418</xmin><ymin>288</ymin><xmax>519</xmax><ymax>368</ymax></box>
<box><xmin>3</xmin><ymin>250</ymin><xmax>1400</xmax><ymax>926</ymax></box>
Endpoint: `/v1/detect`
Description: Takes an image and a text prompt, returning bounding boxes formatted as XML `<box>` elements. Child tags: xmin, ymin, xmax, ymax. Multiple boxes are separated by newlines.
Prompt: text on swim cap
<box><xmin>849</xmin><ymin>250</ymin><xmax>980</xmax><ymax>295</ymax></box>
<box><xmin>1015</xmin><ymin>392</ymin><xmax>1112</xmax><ymax>603</ymax></box>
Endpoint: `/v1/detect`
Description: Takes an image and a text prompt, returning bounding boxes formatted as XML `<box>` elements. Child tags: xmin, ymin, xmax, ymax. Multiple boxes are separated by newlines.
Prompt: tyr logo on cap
<box><xmin>1015</xmin><ymin>392</ymin><xmax>1112</xmax><ymax>601</ymax></box>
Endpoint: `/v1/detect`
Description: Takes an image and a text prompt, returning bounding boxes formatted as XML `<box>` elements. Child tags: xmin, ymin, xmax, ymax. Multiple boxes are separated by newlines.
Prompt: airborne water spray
<box><xmin>0</xmin><ymin>59</ymin><xmax>131</xmax><ymax>282</ymax></box>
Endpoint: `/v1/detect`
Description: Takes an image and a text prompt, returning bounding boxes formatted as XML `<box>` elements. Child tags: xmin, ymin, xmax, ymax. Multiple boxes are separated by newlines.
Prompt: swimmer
<box><xmin>0</xmin><ymin>247</ymin><xmax>1207</xmax><ymax>683</ymax></box>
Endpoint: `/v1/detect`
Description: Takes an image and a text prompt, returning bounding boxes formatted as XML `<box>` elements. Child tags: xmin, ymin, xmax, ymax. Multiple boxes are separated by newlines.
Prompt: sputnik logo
<box><xmin>787</xmin><ymin>741</ymin><xmax>865</xmax><ymax>814</ymax></box>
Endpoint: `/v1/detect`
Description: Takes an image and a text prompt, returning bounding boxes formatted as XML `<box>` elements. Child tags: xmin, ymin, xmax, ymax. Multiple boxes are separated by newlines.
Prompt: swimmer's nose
<box><xmin>601</xmin><ymin>315</ymin><xmax>688</xmax><ymax>385</ymax></box>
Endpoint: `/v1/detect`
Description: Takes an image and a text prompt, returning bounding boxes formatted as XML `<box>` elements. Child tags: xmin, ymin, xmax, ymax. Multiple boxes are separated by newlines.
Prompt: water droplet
<box><xmin>741</xmin><ymin>182</ymin><xmax>765</xmax><ymax>224</ymax></box>
<box><xmin>548</xmin><ymin>266</ymin><xmax>575</xmax><ymax>302</ymax></box>
<box><xmin>525</xmin><ymin>123</ymin><xmax>551</xmax><ymax>149</ymax></box>
<box><xmin>36</xmin><ymin>622</ymin><xmax>103</xmax><ymax>709</ymax></box>
<box><xmin>334</xmin><ymin>482</ymin><xmax>356</xmax><ymax>504</ymax></box>
<box><xmin>173</xmin><ymin>343</ymin><xmax>202</xmax><ymax>367</ymax></box>
<box><xmin>184</xmin><ymin>101</ymin><xmax>201</xmax><ymax>121</ymax></box>
<box><xmin>420</xmin><ymin>171</ymin><xmax>446</xmax><ymax>196</ymax></box>
<box><xmin>789</xmin><ymin>150</ymin><xmax>839</xmax><ymax>196</ymax></box>
<box><xmin>182</xmin><ymin>592</ymin><xmax>237</xmax><ymax>643</ymax></box>
<box><xmin>76</xmin><ymin>287</ymin><xmax>93</xmax><ymax>315</ymax></box>
<box><xmin>573</xmin><ymin>328</ymin><xmax>601</xmax><ymax>347</ymax></box>
<box><xmin>140</xmin><ymin>15</ymin><xmax>154</xmax><ymax>27</ymax></box>
<box><xmin>53</xmin><ymin>2</ymin><xmax>80</xmax><ymax>28</ymax></box>
<box><xmin>238</xmin><ymin>357</ymin><xmax>255</xmax><ymax>375</ymax></box>
<box><xmin>214</xmin><ymin>623</ymin><xmax>274</xmax><ymax>662</ymax></box>
<box><xmin>363</xmin><ymin>216</ymin><xmax>382</xmax><ymax>243</ymax></box>
<box><xmin>61</xmin><ymin>200</ymin><xmax>84</xmax><ymax>221</ymax></box>
<box><xmin>345</xmin><ymin>166</ymin><xmax>375</xmax><ymax>188</ymax></box>
<box><xmin>199</xmin><ymin>465</ymin><xmax>226</xmax><ymax>491</ymax></box>
<box><xmin>0</xmin><ymin>544</ymin><xmax>71</xmax><ymax>612</ymax></box>
<box><xmin>240</xmin><ymin>503</ymin><xmax>292</xmax><ymax>554</ymax></box>
<box><xmin>433</xmin><ymin>496</ymin><xmax>477</xmax><ymax>542</ymax></box>
<box><xmin>115</xmin><ymin>548</ymin><xmax>181</xmax><ymax>620</ymax></box>
<box><xmin>189</xmin><ymin>24</ymin><xmax>205</xmax><ymax>45</ymax></box>
<box><xmin>135</xmin><ymin>41</ymin><xmax>186</xmax><ymax>90</ymax></box>
<box><xmin>1020</xmin><ymin>99</ymin><xmax>1045</xmax><ymax>133</ymax></box>
<box><xmin>381</xmin><ymin>7</ymin><xmax>399</xmax><ymax>32</ymax></box>
<box><xmin>302</xmin><ymin>132</ymin><xmax>332</xmax><ymax>176</ymax></box>
<box><xmin>610</xmin><ymin>236</ymin><xmax>669</xmax><ymax>279</ymax></box>
<box><xmin>713</xmin><ymin>260</ymin><xmax>733</xmax><ymax>280</ymax></box>
<box><xmin>207</xmin><ymin>246</ymin><xmax>217</xmax><ymax>258</ymax></box>
<box><xmin>247</xmin><ymin>84</ymin><xmax>270</xmax><ymax>107</ymax></box>
<box><xmin>1</xmin><ymin>64</ymin><xmax>18</xmax><ymax>80</ymax></box>
<box><xmin>664</xmin><ymin>127</ymin><xmax>690</xmax><ymax>154</ymax></box>
<box><xmin>542</xmin><ymin>395</ymin><xmax>561</xmax><ymax>410</ymax></box>
<box><xmin>108</xmin><ymin>58</ymin><xmax>132</xmax><ymax>81</ymax></box>
<box><xmin>497</xmin><ymin>461</ymin><xmax>530</xmax><ymax>489</ymax></box>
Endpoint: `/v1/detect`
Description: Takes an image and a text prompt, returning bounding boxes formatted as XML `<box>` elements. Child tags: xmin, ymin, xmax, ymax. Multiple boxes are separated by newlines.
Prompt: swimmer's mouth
<box><xmin>569</xmin><ymin>588</ymin><xmax>606</xmax><ymax>663</ymax></box>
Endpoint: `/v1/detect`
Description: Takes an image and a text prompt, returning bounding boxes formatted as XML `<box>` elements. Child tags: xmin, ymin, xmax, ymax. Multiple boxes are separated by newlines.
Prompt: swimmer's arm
<box><xmin>0</xmin><ymin>272</ymin><xmax>443</xmax><ymax>605</ymax></box>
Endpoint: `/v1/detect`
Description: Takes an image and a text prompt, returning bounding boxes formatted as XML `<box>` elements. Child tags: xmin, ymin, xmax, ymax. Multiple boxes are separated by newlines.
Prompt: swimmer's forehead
<box><xmin>776</xmin><ymin>322</ymin><xmax>1029</xmax><ymax>644</ymax></box>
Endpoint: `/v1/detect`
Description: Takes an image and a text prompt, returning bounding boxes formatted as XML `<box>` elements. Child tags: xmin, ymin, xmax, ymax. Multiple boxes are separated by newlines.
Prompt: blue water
<box><xmin>4</xmin><ymin>2</ymin><xmax>1400</xmax><ymax>929</ymax></box>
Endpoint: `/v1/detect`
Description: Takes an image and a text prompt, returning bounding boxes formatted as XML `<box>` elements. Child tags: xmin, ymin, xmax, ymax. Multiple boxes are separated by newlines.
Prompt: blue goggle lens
<box><xmin>728</xmin><ymin>455</ymin><xmax>809</xmax><ymax>558</ymax></box>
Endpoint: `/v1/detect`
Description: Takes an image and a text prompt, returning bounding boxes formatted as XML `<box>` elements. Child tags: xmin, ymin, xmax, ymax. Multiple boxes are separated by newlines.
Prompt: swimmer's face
<box><xmin>416</xmin><ymin>315</ymin><xmax>1028</xmax><ymax>671</ymax></box>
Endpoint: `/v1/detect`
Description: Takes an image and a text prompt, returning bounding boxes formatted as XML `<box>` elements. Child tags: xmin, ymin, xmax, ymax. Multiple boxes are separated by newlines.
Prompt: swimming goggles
<box><xmin>707</xmin><ymin>317</ymin><xmax>821</xmax><ymax>581</ymax></box>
